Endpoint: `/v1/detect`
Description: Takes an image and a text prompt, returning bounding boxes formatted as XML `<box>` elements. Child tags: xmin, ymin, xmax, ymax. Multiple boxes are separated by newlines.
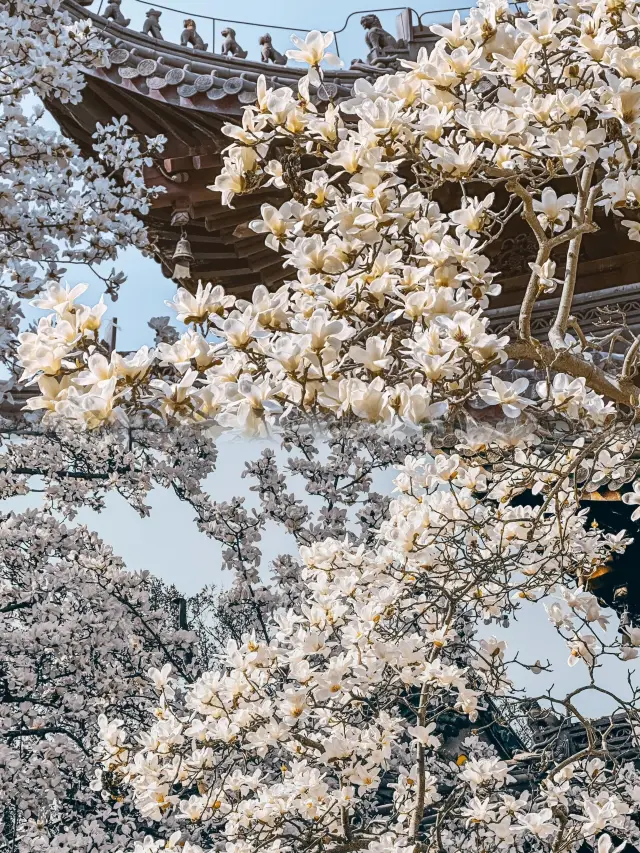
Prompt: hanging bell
<box><xmin>172</xmin><ymin>234</ymin><xmax>194</xmax><ymax>281</ymax></box>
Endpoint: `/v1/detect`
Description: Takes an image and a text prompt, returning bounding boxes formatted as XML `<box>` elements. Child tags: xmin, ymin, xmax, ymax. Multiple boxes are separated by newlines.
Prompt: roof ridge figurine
<box><xmin>361</xmin><ymin>13</ymin><xmax>406</xmax><ymax>65</ymax></box>
<box><xmin>142</xmin><ymin>8</ymin><xmax>163</xmax><ymax>39</ymax></box>
<box><xmin>259</xmin><ymin>32</ymin><xmax>287</xmax><ymax>65</ymax></box>
<box><xmin>221</xmin><ymin>27</ymin><xmax>247</xmax><ymax>59</ymax></box>
<box><xmin>181</xmin><ymin>18</ymin><xmax>208</xmax><ymax>51</ymax></box>
<box><xmin>103</xmin><ymin>0</ymin><xmax>130</xmax><ymax>27</ymax></box>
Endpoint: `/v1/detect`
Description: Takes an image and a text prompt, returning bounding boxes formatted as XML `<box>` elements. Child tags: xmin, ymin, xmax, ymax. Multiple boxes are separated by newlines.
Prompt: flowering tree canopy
<box><xmin>17</xmin><ymin>0</ymin><xmax>640</xmax><ymax>431</ymax></box>
<box><xmin>67</xmin><ymin>0</ymin><xmax>640</xmax><ymax>850</ymax></box>
<box><xmin>5</xmin><ymin>1</ymin><xmax>640</xmax><ymax>853</ymax></box>
<box><xmin>0</xmin><ymin>510</ymin><xmax>196</xmax><ymax>851</ymax></box>
<box><xmin>97</xmin><ymin>440</ymin><xmax>640</xmax><ymax>853</ymax></box>
<box><xmin>0</xmin><ymin>0</ymin><xmax>163</xmax><ymax>398</ymax></box>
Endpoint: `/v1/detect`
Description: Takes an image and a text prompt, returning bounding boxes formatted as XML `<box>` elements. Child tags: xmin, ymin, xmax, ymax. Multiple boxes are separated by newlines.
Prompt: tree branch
<box><xmin>548</xmin><ymin>165</ymin><xmax>597</xmax><ymax>350</ymax></box>
<box><xmin>506</xmin><ymin>339</ymin><xmax>640</xmax><ymax>405</ymax></box>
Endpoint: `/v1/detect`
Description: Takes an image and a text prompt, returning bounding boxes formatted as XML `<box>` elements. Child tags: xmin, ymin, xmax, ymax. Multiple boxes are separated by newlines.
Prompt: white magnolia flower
<box><xmin>286</xmin><ymin>31</ymin><xmax>342</xmax><ymax>85</ymax></box>
<box><xmin>516</xmin><ymin>809</ymin><xmax>556</xmax><ymax>838</ymax></box>
<box><xmin>533</xmin><ymin>187</ymin><xmax>576</xmax><ymax>232</ymax></box>
<box><xmin>622</xmin><ymin>481</ymin><xmax>640</xmax><ymax>520</ymax></box>
<box><xmin>478</xmin><ymin>377</ymin><xmax>531</xmax><ymax>418</ymax></box>
<box><xmin>567</xmin><ymin>634</ymin><xmax>598</xmax><ymax>667</ymax></box>
<box><xmin>348</xmin><ymin>336</ymin><xmax>393</xmax><ymax>373</ymax></box>
<box><xmin>515</xmin><ymin>9</ymin><xmax>572</xmax><ymax>46</ymax></box>
<box><xmin>408</xmin><ymin>723</ymin><xmax>441</xmax><ymax>749</ymax></box>
<box><xmin>31</xmin><ymin>282</ymin><xmax>88</xmax><ymax>314</ymax></box>
<box><xmin>536</xmin><ymin>373</ymin><xmax>587</xmax><ymax>417</ymax></box>
<box><xmin>168</xmin><ymin>282</ymin><xmax>235</xmax><ymax>324</ymax></box>
<box><xmin>597</xmin><ymin>834</ymin><xmax>626</xmax><ymax>853</ymax></box>
<box><xmin>622</xmin><ymin>219</ymin><xmax>640</xmax><ymax>242</ymax></box>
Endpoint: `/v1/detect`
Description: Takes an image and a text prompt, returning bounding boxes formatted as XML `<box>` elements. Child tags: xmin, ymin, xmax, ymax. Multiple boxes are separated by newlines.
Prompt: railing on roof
<box><xmin>91</xmin><ymin>1</ymin><xmax>484</xmax><ymax>66</ymax></box>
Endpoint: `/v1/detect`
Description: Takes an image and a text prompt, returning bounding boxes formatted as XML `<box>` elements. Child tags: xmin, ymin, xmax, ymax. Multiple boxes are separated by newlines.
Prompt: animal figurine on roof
<box><xmin>221</xmin><ymin>27</ymin><xmax>248</xmax><ymax>59</ymax></box>
<box><xmin>103</xmin><ymin>0</ymin><xmax>130</xmax><ymax>27</ymax></box>
<box><xmin>259</xmin><ymin>33</ymin><xmax>287</xmax><ymax>65</ymax></box>
<box><xmin>360</xmin><ymin>14</ymin><xmax>403</xmax><ymax>61</ymax></box>
<box><xmin>142</xmin><ymin>8</ymin><xmax>163</xmax><ymax>39</ymax></box>
<box><xmin>181</xmin><ymin>19</ymin><xmax>208</xmax><ymax>51</ymax></box>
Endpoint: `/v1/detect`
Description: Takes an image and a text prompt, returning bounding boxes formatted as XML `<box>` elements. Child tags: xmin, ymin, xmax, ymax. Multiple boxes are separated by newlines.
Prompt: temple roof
<box><xmin>51</xmin><ymin>0</ymin><xmax>640</xmax><ymax>332</ymax></box>
<box><xmin>65</xmin><ymin>2</ymin><xmax>372</xmax><ymax>114</ymax></box>
<box><xmin>54</xmin><ymin>1</ymin><xmax>411</xmax><ymax>295</ymax></box>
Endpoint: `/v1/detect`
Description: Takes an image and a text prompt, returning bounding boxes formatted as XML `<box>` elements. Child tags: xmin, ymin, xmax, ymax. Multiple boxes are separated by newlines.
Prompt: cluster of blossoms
<box><xmin>7</xmin><ymin>0</ymin><xmax>640</xmax><ymax>852</ymax></box>
<box><xmin>0</xmin><ymin>509</ymin><xmax>198</xmax><ymax>852</ymax></box>
<box><xmin>19</xmin><ymin>243</ymin><xmax>510</xmax><ymax>430</ymax></box>
<box><xmin>1</xmin><ymin>0</ymin><xmax>165</xmax><ymax>292</ymax></box>
<box><xmin>0</xmin><ymin>397</ymin><xmax>429</xmax><ymax>852</ymax></box>
<box><xmin>17</xmin><ymin>280</ymin><xmax>620</xmax><ymax>431</ymax></box>
<box><xmin>0</xmin><ymin>106</ymin><xmax>163</xmax><ymax>300</ymax></box>
<box><xmin>18</xmin><ymin>0</ymin><xmax>640</xmax><ymax>428</ymax></box>
<box><xmin>97</xmin><ymin>433</ymin><xmax>640</xmax><ymax>853</ymax></box>
<box><xmin>0</xmin><ymin>0</ymin><xmax>164</xmax><ymax>397</ymax></box>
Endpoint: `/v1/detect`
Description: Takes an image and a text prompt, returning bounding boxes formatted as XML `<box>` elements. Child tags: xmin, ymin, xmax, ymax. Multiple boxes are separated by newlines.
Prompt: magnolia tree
<box><xmin>96</xmin><ymin>436</ymin><xmax>640</xmax><ymax>853</ymax></box>
<box><xmin>0</xmin><ymin>0</ymin><xmax>164</xmax><ymax>394</ymax></box>
<box><xmin>43</xmin><ymin>0</ymin><xmax>640</xmax><ymax>851</ymax></box>
<box><xmin>0</xmin><ymin>404</ymin><xmax>435</xmax><ymax>853</ymax></box>
<box><xmin>0</xmin><ymin>415</ymin><xmax>434</xmax><ymax>852</ymax></box>
<box><xmin>0</xmin><ymin>510</ymin><xmax>199</xmax><ymax>852</ymax></box>
<box><xmin>17</xmin><ymin>0</ymin><xmax>640</xmax><ymax>427</ymax></box>
<box><xmin>7</xmin><ymin>0</ymin><xmax>640</xmax><ymax>852</ymax></box>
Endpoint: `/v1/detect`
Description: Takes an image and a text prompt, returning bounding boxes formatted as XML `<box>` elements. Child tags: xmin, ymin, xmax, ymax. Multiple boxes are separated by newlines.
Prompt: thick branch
<box><xmin>506</xmin><ymin>339</ymin><xmax>640</xmax><ymax>406</ymax></box>
<box><xmin>622</xmin><ymin>336</ymin><xmax>640</xmax><ymax>380</ymax></box>
<box><xmin>0</xmin><ymin>600</ymin><xmax>34</xmax><ymax>614</ymax></box>
<box><xmin>508</xmin><ymin>178</ymin><xmax>598</xmax><ymax>342</ymax></box>
<box><xmin>508</xmin><ymin>180</ymin><xmax>548</xmax><ymax>341</ymax></box>
<box><xmin>4</xmin><ymin>726</ymin><xmax>90</xmax><ymax>754</ymax></box>
<box><xmin>548</xmin><ymin>165</ymin><xmax>597</xmax><ymax>349</ymax></box>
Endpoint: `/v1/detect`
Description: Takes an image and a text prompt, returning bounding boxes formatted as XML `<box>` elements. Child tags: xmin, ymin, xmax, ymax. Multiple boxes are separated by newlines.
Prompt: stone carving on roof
<box><xmin>142</xmin><ymin>9</ymin><xmax>163</xmax><ymax>39</ymax></box>
<box><xmin>180</xmin><ymin>18</ymin><xmax>208</xmax><ymax>51</ymax></box>
<box><xmin>60</xmin><ymin>0</ymin><xmax>448</xmax><ymax>118</ymax></box>
<box><xmin>221</xmin><ymin>27</ymin><xmax>247</xmax><ymax>59</ymax></box>
<box><xmin>360</xmin><ymin>13</ymin><xmax>409</xmax><ymax>67</ymax></box>
<box><xmin>103</xmin><ymin>0</ymin><xmax>130</xmax><ymax>27</ymax></box>
<box><xmin>259</xmin><ymin>33</ymin><xmax>288</xmax><ymax>65</ymax></box>
<box><xmin>59</xmin><ymin>0</ymin><xmax>366</xmax><ymax>116</ymax></box>
<box><xmin>62</xmin><ymin>0</ymin><xmax>454</xmax><ymax>101</ymax></box>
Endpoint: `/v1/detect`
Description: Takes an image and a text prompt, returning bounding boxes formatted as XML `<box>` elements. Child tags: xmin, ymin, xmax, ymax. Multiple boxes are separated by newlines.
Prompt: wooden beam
<box><xmin>163</xmin><ymin>155</ymin><xmax>196</xmax><ymax>173</ymax></box>
<box><xmin>192</xmin><ymin>153</ymin><xmax>222</xmax><ymax>170</ymax></box>
<box><xmin>195</xmin><ymin>252</ymin><xmax>242</xmax><ymax>260</ymax></box>
<box><xmin>205</xmin><ymin>210</ymin><xmax>256</xmax><ymax>230</ymax></box>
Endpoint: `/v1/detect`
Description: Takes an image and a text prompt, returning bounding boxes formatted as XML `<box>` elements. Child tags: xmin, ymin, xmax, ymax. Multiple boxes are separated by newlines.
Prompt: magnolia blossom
<box><xmin>96</xmin><ymin>440</ymin><xmax>640</xmax><ymax>853</ymax></box>
<box><xmin>622</xmin><ymin>481</ymin><xmax>640</xmax><ymax>521</ymax></box>
<box><xmin>19</xmin><ymin>0</ymin><xmax>640</xmax><ymax>435</ymax></box>
<box><xmin>533</xmin><ymin>188</ymin><xmax>577</xmax><ymax>232</ymax></box>
<box><xmin>623</xmin><ymin>219</ymin><xmax>640</xmax><ymax>242</ymax></box>
<box><xmin>478</xmin><ymin>377</ymin><xmax>531</xmax><ymax>418</ymax></box>
<box><xmin>286</xmin><ymin>31</ymin><xmax>342</xmax><ymax>86</ymax></box>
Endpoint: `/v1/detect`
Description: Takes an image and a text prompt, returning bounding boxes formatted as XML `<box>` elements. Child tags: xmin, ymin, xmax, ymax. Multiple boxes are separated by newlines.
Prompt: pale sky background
<box><xmin>18</xmin><ymin>0</ymin><xmax>639</xmax><ymax>717</ymax></box>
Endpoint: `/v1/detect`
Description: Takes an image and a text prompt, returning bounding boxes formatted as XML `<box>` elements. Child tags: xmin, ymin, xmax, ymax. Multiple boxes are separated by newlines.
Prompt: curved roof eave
<box><xmin>65</xmin><ymin>0</ymin><xmax>380</xmax><ymax>116</ymax></box>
